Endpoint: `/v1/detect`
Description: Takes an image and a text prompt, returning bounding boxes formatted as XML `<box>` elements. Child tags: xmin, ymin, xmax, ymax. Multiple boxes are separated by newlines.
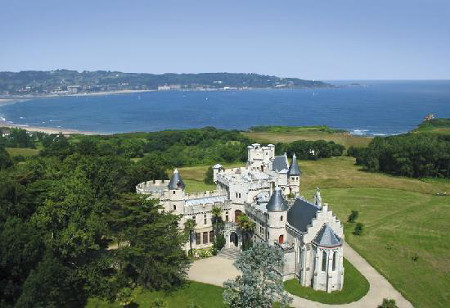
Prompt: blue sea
<box><xmin>1</xmin><ymin>81</ymin><xmax>449</xmax><ymax>135</ymax></box>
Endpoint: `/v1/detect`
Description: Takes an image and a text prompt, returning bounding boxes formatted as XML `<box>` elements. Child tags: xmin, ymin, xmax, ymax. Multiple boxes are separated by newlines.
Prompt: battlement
<box><xmin>136</xmin><ymin>179</ymin><xmax>168</xmax><ymax>195</ymax></box>
<box><xmin>185</xmin><ymin>190</ymin><xmax>225</xmax><ymax>200</ymax></box>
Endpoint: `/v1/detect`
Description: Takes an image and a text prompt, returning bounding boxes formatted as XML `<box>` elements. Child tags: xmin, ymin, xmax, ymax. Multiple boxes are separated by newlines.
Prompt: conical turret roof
<box><xmin>266</xmin><ymin>187</ymin><xmax>289</xmax><ymax>212</ymax></box>
<box><xmin>289</xmin><ymin>154</ymin><xmax>301</xmax><ymax>176</ymax></box>
<box><xmin>168</xmin><ymin>169</ymin><xmax>186</xmax><ymax>190</ymax></box>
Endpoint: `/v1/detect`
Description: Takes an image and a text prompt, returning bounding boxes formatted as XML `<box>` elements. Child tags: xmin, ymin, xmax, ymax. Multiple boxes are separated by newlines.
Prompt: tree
<box><xmin>378</xmin><ymin>298</ymin><xmax>398</xmax><ymax>308</ymax></box>
<box><xmin>223</xmin><ymin>242</ymin><xmax>292</xmax><ymax>307</ymax></box>
<box><xmin>0</xmin><ymin>145</ymin><xmax>13</xmax><ymax>170</ymax></box>
<box><xmin>347</xmin><ymin>210</ymin><xmax>359</xmax><ymax>223</ymax></box>
<box><xmin>184</xmin><ymin>218</ymin><xmax>197</xmax><ymax>254</ymax></box>
<box><xmin>15</xmin><ymin>253</ymin><xmax>85</xmax><ymax>308</ymax></box>
<box><xmin>237</xmin><ymin>214</ymin><xmax>255</xmax><ymax>250</ymax></box>
<box><xmin>114</xmin><ymin>195</ymin><xmax>191</xmax><ymax>290</ymax></box>
<box><xmin>204</xmin><ymin>166</ymin><xmax>214</xmax><ymax>184</ymax></box>
<box><xmin>353</xmin><ymin>223</ymin><xmax>364</xmax><ymax>235</ymax></box>
<box><xmin>211</xmin><ymin>206</ymin><xmax>224</xmax><ymax>239</ymax></box>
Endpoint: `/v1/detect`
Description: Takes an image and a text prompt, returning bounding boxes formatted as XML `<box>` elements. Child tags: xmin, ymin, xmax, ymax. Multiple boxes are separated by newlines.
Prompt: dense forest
<box><xmin>348</xmin><ymin>133</ymin><xmax>450</xmax><ymax>178</ymax></box>
<box><xmin>0</xmin><ymin>70</ymin><xmax>331</xmax><ymax>95</ymax></box>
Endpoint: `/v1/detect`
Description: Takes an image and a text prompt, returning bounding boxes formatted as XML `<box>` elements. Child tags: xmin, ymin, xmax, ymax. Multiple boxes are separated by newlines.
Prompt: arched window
<box><xmin>322</xmin><ymin>251</ymin><xmax>327</xmax><ymax>272</ymax></box>
<box><xmin>333</xmin><ymin>251</ymin><xmax>337</xmax><ymax>271</ymax></box>
<box><xmin>280</xmin><ymin>215</ymin><xmax>283</xmax><ymax>221</ymax></box>
<box><xmin>278</xmin><ymin>234</ymin><xmax>284</xmax><ymax>244</ymax></box>
<box><xmin>173</xmin><ymin>205</ymin><xmax>176</xmax><ymax>210</ymax></box>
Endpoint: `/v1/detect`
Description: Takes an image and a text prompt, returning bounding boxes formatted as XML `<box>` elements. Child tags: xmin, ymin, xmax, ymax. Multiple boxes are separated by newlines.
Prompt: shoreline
<box><xmin>0</xmin><ymin>89</ymin><xmax>155</xmax><ymax>106</ymax></box>
<box><xmin>0</xmin><ymin>121</ymin><xmax>102</xmax><ymax>135</ymax></box>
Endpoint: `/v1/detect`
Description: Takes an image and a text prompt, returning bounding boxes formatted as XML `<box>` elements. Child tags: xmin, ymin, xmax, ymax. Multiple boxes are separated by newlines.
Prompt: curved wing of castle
<box><xmin>136</xmin><ymin>144</ymin><xmax>344</xmax><ymax>292</ymax></box>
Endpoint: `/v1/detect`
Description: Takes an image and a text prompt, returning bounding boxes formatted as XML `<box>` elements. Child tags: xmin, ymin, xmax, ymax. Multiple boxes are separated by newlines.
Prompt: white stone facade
<box><xmin>137</xmin><ymin>144</ymin><xmax>344</xmax><ymax>292</ymax></box>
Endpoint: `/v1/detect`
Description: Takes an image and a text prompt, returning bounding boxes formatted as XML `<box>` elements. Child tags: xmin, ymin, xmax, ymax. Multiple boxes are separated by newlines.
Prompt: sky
<box><xmin>0</xmin><ymin>0</ymin><xmax>449</xmax><ymax>80</ymax></box>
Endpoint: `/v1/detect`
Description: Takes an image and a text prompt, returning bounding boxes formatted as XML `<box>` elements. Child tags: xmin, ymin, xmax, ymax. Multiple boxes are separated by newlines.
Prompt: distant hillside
<box><xmin>0</xmin><ymin>70</ymin><xmax>332</xmax><ymax>95</ymax></box>
<box><xmin>413</xmin><ymin>118</ymin><xmax>450</xmax><ymax>135</ymax></box>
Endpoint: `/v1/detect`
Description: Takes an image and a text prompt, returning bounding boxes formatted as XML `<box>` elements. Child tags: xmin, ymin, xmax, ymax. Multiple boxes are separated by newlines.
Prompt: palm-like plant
<box><xmin>237</xmin><ymin>214</ymin><xmax>255</xmax><ymax>250</ymax></box>
<box><xmin>184</xmin><ymin>218</ymin><xmax>197</xmax><ymax>252</ymax></box>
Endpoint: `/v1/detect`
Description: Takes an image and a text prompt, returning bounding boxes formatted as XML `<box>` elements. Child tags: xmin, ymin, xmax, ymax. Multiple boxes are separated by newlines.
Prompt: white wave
<box><xmin>350</xmin><ymin>129</ymin><xmax>369</xmax><ymax>136</ymax></box>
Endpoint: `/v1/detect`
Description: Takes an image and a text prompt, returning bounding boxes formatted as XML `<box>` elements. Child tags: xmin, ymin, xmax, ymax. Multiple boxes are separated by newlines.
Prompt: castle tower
<box><xmin>288</xmin><ymin>153</ymin><xmax>301</xmax><ymax>195</ymax></box>
<box><xmin>167</xmin><ymin>169</ymin><xmax>186</xmax><ymax>215</ymax></box>
<box><xmin>266</xmin><ymin>187</ymin><xmax>289</xmax><ymax>244</ymax></box>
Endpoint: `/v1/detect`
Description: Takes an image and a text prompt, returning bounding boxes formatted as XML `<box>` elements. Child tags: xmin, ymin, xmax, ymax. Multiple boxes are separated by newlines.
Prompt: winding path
<box><xmin>187</xmin><ymin>243</ymin><xmax>414</xmax><ymax>308</ymax></box>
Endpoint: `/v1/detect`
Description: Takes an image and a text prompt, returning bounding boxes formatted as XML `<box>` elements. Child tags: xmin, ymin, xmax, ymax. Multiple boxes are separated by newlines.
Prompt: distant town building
<box><xmin>137</xmin><ymin>144</ymin><xmax>344</xmax><ymax>292</ymax></box>
<box><xmin>67</xmin><ymin>85</ymin><xmax>81</xmax><ymax>94</ymax></box>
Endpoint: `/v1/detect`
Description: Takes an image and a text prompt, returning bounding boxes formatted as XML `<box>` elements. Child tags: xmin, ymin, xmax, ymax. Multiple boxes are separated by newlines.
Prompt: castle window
<box><xmin>209</xmin><ymin>230</ymin><xmax>214</xmax><ymax>243</ymax></box>
<box><xmin>235</xmin><ymin>192</ymin><xmax>238</xmax><ymax>198</ymax></box>
<box><xmin>280</xmin><ymin>215</ymin><xmax>283</xmax><ymax>221</ymax></box>
<box><xmin>173</xmin><ymin>191</ymin><xmax>176</xmax><ymax>194</ymax></box>
<box><xmin>333</xmin><ymin>251</ymin><xmax>337</xmax><ymax>271</ymax></box>
<box><xmin>203</xmin><ymin>232</ymin><xmax>208</xmax><ymax>244</ymax></box>
<box><xmin>322</xmin><ymin>251</ymin><xmax>327</xmax><ymax>272</ymax></box>
<box><xmin>204</xmin><ymin>214</ymin><xmax>207</xmax><ymax>225</ymax></box>
<box><xmin>195</xmin><ymin>233</ymin><xmax>201</xmax><ymax>245</ymax></box>
<box><xmin>225</xmin><ymin>211</ymin><xmax>229</xmax><ymax>222</ymax></box>
<box><xmin>173</xmin><ymin>205</ymin><xmax>176</xmax><ymax>210</ymax></box>
<box><xmin>238</xmin><ymin>193</ymin><xmax>241</xmax><ymax>198</ymax></box>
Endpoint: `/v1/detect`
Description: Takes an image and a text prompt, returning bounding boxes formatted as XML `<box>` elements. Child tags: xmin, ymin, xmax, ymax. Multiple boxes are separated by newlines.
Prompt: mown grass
<box><xmin>243</xmin><ymin>130</ymin><xmax>371</xmax><ymax>149</ymax></box>
<box><xmin>178</xmin><ymin>163</ymin><xmax>243</xmax><ymax>193</ymax></box>
<box><xmin>5</xmin><ymin>147</ymin><xmax>40</xmax><ymax>157</ymax></box>
<box><xmin>284</xmin><ymin>258</ymin><xmax>369</xmax><ymax>304</ymax></box>
<box><xmin>312</xmin><ymin>187</ymin><xmax>450</xmax><ymax>308</ymax></box>
<box><xmin>86</xmin><ymin>281</ymin><xmax>224</xmax><ymax>308</ymax></box>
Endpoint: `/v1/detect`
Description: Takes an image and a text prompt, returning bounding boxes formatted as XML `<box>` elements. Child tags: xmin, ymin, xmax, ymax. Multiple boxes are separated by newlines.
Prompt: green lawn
<box><xmin>86</xmin><ymin>281</ymin><xmax>224</xmax><ymax>308</ymax></box>
<box><xmin>284</xmin><ymin>258</ymin><xmax>369</xmax><ymax>304</ymax></box>
<box><xmin>242</xmin><ymin>128</ymin><xmax>372</xmax><ymax>149</ymax></box>
<box><xmin>312</xmin><ymin>187</ymin><xmax>450</xmax><ymax>308</ymax></box>
<box><xmin>6</xmin><ymin>147</ymin><xmax>40</xmax><ymax>157</ymax></box>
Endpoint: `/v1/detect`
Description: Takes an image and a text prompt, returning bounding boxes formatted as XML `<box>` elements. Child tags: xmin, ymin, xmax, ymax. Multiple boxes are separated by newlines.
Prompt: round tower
<box><xmin>167</xmin><ymin>168</ymin><xmax>186</xmax><ymax>215</ymax></box>
<box><xmin>266</xmin><ymin>187</ymin><xmax>289</xmax><ymax>244</ymax></box>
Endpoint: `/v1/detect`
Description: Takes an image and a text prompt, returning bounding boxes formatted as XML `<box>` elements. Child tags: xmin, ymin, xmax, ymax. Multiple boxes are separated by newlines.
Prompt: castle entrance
<box><xmin>230</xmin><ymin>232</ymin><xmax>239</xmax><ymax>247</ymax></box>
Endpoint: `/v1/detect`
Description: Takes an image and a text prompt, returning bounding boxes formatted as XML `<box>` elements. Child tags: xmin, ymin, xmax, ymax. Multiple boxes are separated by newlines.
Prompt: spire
<box><xmin>288</xmin><ymin>153</ymin><xmax>301</xmax><ymax>176</ymax></box>
<box><xmin>168</xmin><ymin>168</ymin><xmax>186</xmax><ymax>190</ymax></box>
<box><xmin>266</xmin><ymin>186</ymin><xmax>289</xmax><ymax>212</ymax></box>
<box><xmin>314</xmin><ymin>187</ymin><xmax>322</xmax><ymax>207</ymax></box>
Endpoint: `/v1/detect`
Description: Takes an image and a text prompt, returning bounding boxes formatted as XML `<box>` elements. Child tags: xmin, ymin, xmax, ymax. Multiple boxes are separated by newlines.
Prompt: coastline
<box><xmin>0</xmin><ymin>89</ymin><xmax>155</xmax><ymax>105</ymax></box>
<box><xmin>0</xmin><ymin>120</ymin><xmax>102</xmax><ymax>135</ymax></box>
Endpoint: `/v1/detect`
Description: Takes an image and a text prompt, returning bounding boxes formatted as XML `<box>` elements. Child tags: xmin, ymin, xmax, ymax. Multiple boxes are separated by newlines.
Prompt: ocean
<box><xmin>1</xmin><ymin>80</ymin><xmax>449</xmax><ymax>135</ymax></box>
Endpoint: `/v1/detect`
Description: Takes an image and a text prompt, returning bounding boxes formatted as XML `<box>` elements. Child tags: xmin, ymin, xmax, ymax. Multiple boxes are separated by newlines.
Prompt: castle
<box><xmin>136</xmin><ymin>143</ymin><xmax>344</xmax><ymax>292</ymax></box>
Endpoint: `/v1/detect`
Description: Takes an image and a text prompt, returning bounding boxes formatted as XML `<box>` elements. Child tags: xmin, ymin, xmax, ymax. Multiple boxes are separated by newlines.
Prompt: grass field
<box><xmin>284</xmin><ymin>258</ymin><xmax>369</xmax><ymax>304</ymax></box>
<box><xmin>178</xmin><ymin>156</ymin><xmax>450</xmax><ymax>307</ymax></box>
<box><xmin>5</xmin><ymin>147</ymin><xmax>40</xmax><ymax>157</ymax></box>
<box><xmin>86</xmin><ymin>281</ymin><xmax>224</xmax><ymax>308</ymax></box>
<box><xmin>243</xmin><ymin>127</ymin><xmax>372</xmax><ymax>149</ymax></box>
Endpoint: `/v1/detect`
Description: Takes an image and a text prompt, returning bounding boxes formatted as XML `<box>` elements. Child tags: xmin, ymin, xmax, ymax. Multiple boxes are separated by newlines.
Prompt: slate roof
<box><xmin>287</xmin><ymin>198</ymin><xmax>319</xmax><ymax>232</ymax></box>
<box><xmin>313</xmin><ymin>224</ymin><xmax>342</xmax><ymax>248</ymax></box>
<box><xmin>168</xmin><ymin>169</ymin><xmax>186</xmax><ymax>190</ymax></box>
<box><xmin>288</xmin><ymin>154</ymin><xmax>301</xmax><ymax>176</ymax></box>
<box><xmin>272</xmin><ymin>154</ymin><xmax>289</xmax><ymax>172</ymax></box>
<box><xmin>266</xmin><ymin>187</ymin><xmax>289</xmax><ymax>212</ymax></box>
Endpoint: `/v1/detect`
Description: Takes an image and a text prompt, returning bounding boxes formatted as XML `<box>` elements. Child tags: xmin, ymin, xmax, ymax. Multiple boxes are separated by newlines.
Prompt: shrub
<box><xmin>353</xmin><ymin>223</ymin><xmax>364</xmax><ymax>235</ymax></box>
<box><xmin>347</xmin><ymin>210</ymin><xmax>359</xmax><ymax>223</ymax></box>
<box><xmin>378</xmin><ymin>298</ymin><xmax>398</xmax><ymax>308</ymax></box>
